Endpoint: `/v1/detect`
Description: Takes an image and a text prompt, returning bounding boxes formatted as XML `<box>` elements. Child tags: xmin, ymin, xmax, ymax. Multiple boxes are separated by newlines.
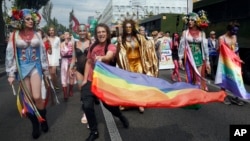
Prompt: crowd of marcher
<box><xmin>4</xmin><ymin>8</ymin><xmax>249</xmax><ymax>141</ymax></box>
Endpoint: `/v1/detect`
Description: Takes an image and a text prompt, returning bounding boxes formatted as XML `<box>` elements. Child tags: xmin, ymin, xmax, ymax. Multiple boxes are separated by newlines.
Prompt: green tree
<box><xmin>41</xmin><ymin>2</ymin><xmax>67</xmax><ymax>35</ymax></box>
<box><xmin>14</xmin><ymin>0</ymin><xmax>49</xmax><ymax>9</ymax></box>
<box><xmin>42</xmin><ymin>1</ymin><xmax>52</xmax><ymax>25</ymax></box>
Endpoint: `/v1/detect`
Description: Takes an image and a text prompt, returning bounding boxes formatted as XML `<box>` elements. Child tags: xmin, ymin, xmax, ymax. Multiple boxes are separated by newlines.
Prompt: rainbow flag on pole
<box><xmin>215</xmin><ymin>43</ymin><xmax>250</xmax><ymax>99</ymax></box>
<box><xmin>92</xmin><ymin>62</ymin><xmax>226</xmax><ymax>108</ymax></box>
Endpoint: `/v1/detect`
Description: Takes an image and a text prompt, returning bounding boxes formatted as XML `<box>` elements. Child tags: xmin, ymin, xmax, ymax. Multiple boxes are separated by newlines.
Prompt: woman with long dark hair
<box><xmin>171</xmin><ymin>32</ymin><xmax>181</xmax><ymax>82</ymax></box>
<box><xmin>117</xmin><ymin>19</ymin><xmax>158</xmax><ymax>113</ymax></box>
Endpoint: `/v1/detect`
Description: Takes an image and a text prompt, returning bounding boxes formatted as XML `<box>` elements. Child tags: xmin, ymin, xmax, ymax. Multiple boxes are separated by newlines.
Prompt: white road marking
<box><xmin>101</xmin><ymin>103</ymin><xmax>123</xmax><ymax>141</ymax></box>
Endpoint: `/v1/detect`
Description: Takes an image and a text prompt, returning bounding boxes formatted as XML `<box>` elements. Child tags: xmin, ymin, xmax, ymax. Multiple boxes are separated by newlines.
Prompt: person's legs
<box><xmin>49</xmin><ymin>66</ymin><xmax>59</xmax><ymax>89</ymax></box>
<box><xmin>102</xmin><ymin>102</ymin><xmax>129</xmax><ymax>128</ymax></box>
<box><xmin>81</xmin><ymin>81</ymin><xmax>99</xmax><ymax>140</ymax></box>
<box><xmin>211</xmin><ymin>56</ymin><xmax>215</xmax><ymax>79</ymax></box>
<box><xmin>61</xmin><ymin>64</ymin><xmax>69</xmax><ymax>101</ymax></box>
<box><xmin>173</xmin><ymin>60</ymin><xmax>181</xmax><ymax>82</ymax></box>
<box><xmin>23</xmin><ymin>69</ymin><xmax>48</xmax><ymax>139</ymax></box>
<box><xmin>68</xmin><ymin>70</ymin><xmax>75</xmax><ymax>97</ymax></box>
<box><xmin>75</xmin><ymin>71</ymin><xmax>83</xmax><ymax>90</ymax></box>
<box><xmin>23</xmin><ymin>76</ymin><xmax>41</xmax><ymax>139</ymax></box>
<box><xmin>30</xmin><ymin>69</ymin><xmax>49</xmax><ymax>133</ymax></box>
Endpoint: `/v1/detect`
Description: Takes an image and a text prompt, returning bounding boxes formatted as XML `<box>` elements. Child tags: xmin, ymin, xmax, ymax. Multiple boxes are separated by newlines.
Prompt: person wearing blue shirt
<box><xmin>207</xmin><ymin>31</ymin><xmax>218</xmax><ymax>80</ymax></box>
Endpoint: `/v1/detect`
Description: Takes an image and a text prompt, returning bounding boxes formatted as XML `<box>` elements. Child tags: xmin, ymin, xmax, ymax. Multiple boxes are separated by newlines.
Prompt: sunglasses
<box><xmin>25</xmin><ymin>18</ymin><xmax>33</xmax><ymax>21</ymax></box>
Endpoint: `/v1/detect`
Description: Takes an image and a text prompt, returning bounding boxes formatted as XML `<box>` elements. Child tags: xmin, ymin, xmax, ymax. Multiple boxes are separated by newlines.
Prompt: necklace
<box><xmin>20</xmin><ymin>30</ymin><xmax>34</xmax><ymax>44</ymax></box>
<box><xmin>189</xmin><ymin>29</ymin><xmax>199</xmax><ymax>38</ymax></box>
<box><xmin>126</xmin><ymin>36</ymin><xmax>135</xmax><ymax>51</ymax></box>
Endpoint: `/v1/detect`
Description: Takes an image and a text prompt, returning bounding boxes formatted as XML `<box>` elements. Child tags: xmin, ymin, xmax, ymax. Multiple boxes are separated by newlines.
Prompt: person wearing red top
<box><xmin>81</xmin><ymin>23</ymin><xmax>129</xmax><ymax>141</ymax></box>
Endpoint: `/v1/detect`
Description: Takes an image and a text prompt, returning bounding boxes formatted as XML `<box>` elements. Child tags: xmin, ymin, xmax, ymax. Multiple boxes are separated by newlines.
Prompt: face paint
<box><xmin>230</xmin><ymin>26</ymin><xmax>239</xmax><ymax>35</ymax></box>
<box><xmin>79</xmin><ymin>25</ymin><xmax>86</xmax><ymax>31</ymax></box>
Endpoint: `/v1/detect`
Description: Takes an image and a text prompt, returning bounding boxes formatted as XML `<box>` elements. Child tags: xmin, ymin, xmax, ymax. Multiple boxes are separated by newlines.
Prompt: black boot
<box><xmin>68</xmin><ymin>84</ymin><xmax>74</xmax><ymax>97</ymax></box>
<box><xmin>86</xmin><ymin>131</ymin><xmax>99</xmax><ymax>141</ymax></box>
<box><xmin>38</xmin><ymin>109</ymin><xmax>49</xmax><ymax>132</ymax></box>
<box><xmin>27</xmin><ymin>113</ymin><xmax>40</xmax><ymax>139</ymax></box>
<box><xmin>119</xmin><ymin>115</ymin><xmax>129</xmax><ymax>128</ymax></box>
<box><xmin>63</xmin><ymin>87</ymin><xmax>68</xmax><ymax>101</ymax></box>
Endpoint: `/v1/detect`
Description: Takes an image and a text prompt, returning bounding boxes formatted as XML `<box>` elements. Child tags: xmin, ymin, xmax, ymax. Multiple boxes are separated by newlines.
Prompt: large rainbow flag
<box><xmin>215</xmin><ymin>43</ymin><xmax>250</xmax><ymax>99</ymax></box>
<box><xmin>91</xmin><ymin>61</ymin><xmax>226</xmax><ymax>108</ymax></box>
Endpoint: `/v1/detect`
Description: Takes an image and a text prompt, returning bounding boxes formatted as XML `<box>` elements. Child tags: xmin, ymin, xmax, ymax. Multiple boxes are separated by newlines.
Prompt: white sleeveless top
<box><xmin>47</xmin><ymin>36</ymin><xmax>61</xmax><ymax>66</ymax></box>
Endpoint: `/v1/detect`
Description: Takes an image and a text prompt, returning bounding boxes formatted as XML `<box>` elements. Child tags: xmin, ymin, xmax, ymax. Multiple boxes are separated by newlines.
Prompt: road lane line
<box><xmin>100</xmin><ymin>103</ymin><xmax>123</xmax><ymax>141</ymax></box>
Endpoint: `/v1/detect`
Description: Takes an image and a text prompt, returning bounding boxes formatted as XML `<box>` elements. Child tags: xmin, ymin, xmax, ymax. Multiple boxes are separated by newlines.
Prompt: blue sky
<box><xmin>5</xmin><ymin>0</ymin><xmax>109</xmax><ymax>27</ymax></box>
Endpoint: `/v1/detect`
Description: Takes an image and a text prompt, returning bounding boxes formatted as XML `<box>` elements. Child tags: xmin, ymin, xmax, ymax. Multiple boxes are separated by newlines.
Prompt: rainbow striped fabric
<box><xmin>215</xmin><ymin>42</ymin><xmax>250</xmax><ymax>99</ymax></box>
<box><xmin>92</xmin><ymin>61</ymin><xmax>226</xmax><ymax>108</ymax></box>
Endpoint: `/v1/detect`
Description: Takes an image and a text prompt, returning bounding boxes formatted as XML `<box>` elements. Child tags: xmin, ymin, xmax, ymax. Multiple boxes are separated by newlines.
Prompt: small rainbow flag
<box><xmin>215</xmin><ymin>42</ymin><xmax>250</xmax><ymax>99</ymax></box>
<box><xmin>92</xmin><ymin>61</ymin><xmax>226</xmax><ymax>108</ymax></box>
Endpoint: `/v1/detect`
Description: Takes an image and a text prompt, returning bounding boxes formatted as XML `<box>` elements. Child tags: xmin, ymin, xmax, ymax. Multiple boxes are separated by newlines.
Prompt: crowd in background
<box><xmin>5</xmin><ymin>8</ymin><xmax>247</xmax><ymax>141</ymax></box>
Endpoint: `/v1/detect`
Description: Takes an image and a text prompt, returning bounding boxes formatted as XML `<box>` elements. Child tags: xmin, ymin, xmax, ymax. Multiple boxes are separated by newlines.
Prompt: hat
<box><xmin>188</xmin><ymin>12</ymin><xmax>199</xmax><ymax>21</ymax></box>
<box><xmin>22</xmin><ymin>9</ymin><xmax>32</xmax><ymax>17</ymax></box>
<box><xmin>210</xmin><ymin>31</ymin><xmax>216</xmax><ymax>34</ymax></box>
<box><xmin>6</xmin><ymin>8</ymin><xmax>41</xmax><ymax>29</ymax></box>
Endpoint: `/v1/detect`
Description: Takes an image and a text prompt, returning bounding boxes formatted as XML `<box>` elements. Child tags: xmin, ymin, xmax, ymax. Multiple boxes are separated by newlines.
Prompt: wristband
<box><xmin>70</xmin><ymin>63</ymin><xmax>75</xmax><ymax>69</ymax></box>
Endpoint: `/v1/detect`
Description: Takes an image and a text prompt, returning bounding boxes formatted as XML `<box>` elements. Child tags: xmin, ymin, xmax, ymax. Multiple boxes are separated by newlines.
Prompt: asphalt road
<box><xmin>0</xmin><ymin>69</ymin><xmax>250</xmax><ymax>141</ymax></box>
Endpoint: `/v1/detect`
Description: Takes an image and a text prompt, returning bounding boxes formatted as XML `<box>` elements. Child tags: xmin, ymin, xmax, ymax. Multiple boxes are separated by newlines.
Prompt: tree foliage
<box><xmin>42</xmin><ymin>1</ymin><xmax>52</xmax><ymax>25</ymax></box>
<box><xmin>0</xmin><ymin>0</ymin><xmax>50</xmax><ymax>45</ymax></box>
<box><xmin>14</xmin><ymin>0</ymin><xmax>50</xmax><ymax>9</ymax></box>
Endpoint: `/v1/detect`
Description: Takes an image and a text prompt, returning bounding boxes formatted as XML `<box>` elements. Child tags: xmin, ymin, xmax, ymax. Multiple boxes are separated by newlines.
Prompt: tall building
<box><xmin>98</xmin><ymin>0</ymin><xmax>189</xmax><ymax>27</ymax></box>
<box><xmin>87</xmin><ymin>16</ymin><xmax>95</xmax><ymax>24</ymax></box>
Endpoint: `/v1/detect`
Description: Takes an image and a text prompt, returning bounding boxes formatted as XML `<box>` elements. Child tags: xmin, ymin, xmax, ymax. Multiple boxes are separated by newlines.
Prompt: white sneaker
<box><xmin>81</xmin><ymin>113</ymin><xmax>88</xmax><ymax>124</ymax></box>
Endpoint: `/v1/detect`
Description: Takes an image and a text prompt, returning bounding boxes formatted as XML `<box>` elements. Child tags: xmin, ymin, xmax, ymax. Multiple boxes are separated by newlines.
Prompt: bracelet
<box><xmin>70</xmin><ymin>63</ymin><xmax>75</xmax><ymax>69</ymax></box>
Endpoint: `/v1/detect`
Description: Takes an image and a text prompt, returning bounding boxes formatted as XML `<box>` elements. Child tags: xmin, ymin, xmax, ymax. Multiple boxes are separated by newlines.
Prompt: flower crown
<box><xmin>6</xmin><ymin>7</ymin><xmax>41</xmax><ymax>29</ymax></box>
<box><xmin>182</xmin><ymin>10</ymin><xmax>209</xmax><ymax>29</ymax></box>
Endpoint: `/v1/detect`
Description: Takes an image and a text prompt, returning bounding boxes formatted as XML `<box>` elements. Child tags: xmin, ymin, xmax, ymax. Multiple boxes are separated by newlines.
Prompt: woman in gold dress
<box><xmin>117</xmin><ymin>19</ymin><xmax>158</xmax><ymax>113</ymax></box>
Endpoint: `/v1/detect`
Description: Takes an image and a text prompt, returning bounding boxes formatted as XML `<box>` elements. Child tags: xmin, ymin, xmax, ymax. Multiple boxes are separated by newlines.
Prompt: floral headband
<box><xmin>182</xmin><ymin>10</ymin><xmax>209</xmax><ymax>29</ymax></box>
<box><xmin>6</xmin><ymin>7</ymin><xmax>41</xmax><ymax>29</ymax></box>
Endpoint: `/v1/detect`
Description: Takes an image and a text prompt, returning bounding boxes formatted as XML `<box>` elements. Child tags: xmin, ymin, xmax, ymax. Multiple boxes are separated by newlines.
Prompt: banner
<box><xmin>91</xmin><ymin>61</ymin><xmax>226</xmax><ymax>108</ymax></box>
<box><xmin>69</xmin><ymin>10</ymin><xmax>80</xmax><ymax>33</ymax></box>
<box><xmin>158</xmin><ymin>37</ymin><xmax>175</xmax><ymax>69</ymax></box>
<box><xmin>215</xmin><ymin>42</ymin><xmax>250</xmax><ymax>99</ymax></box>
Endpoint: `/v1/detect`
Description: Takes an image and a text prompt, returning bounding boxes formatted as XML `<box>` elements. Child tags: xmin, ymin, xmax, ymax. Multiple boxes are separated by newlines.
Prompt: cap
<box><xmin>210</xmin><ymin>31</ymin><xmax>216</xmax><ymax>34</ymax></box>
